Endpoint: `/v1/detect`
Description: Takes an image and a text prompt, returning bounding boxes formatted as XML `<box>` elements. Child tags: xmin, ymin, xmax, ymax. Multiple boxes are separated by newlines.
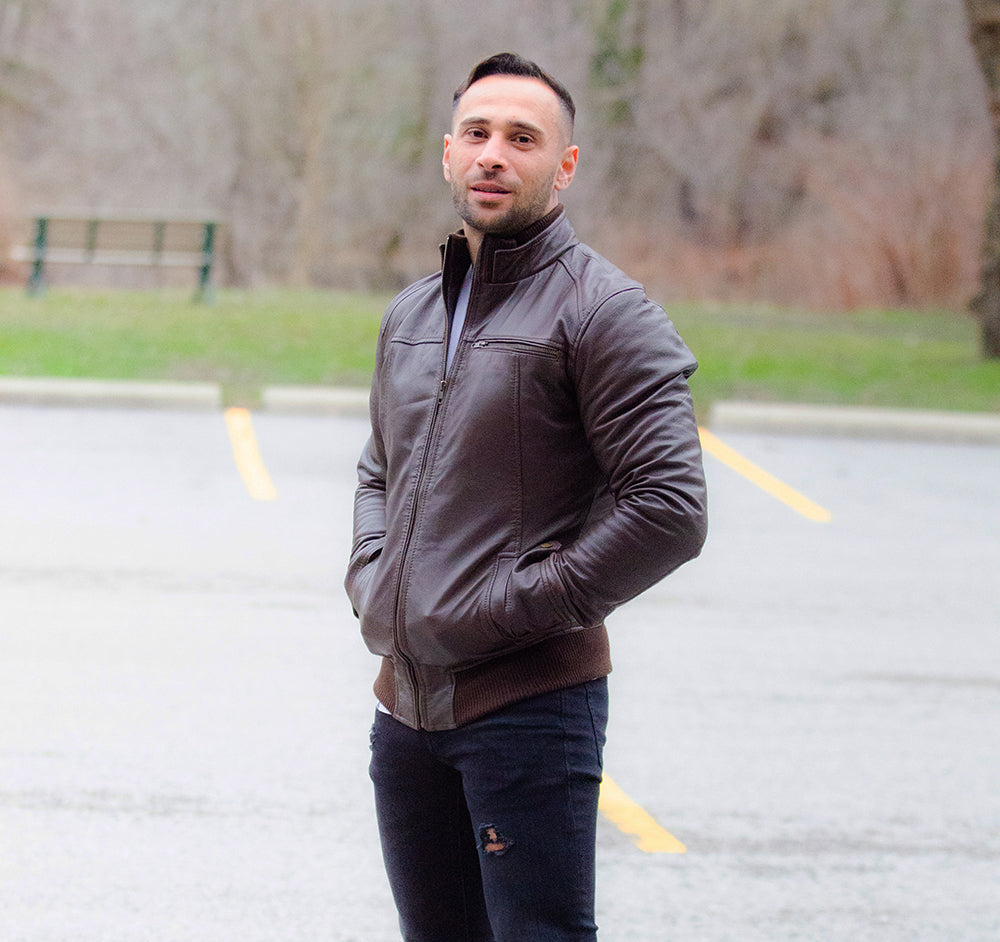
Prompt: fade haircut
<box><xmin>452</xmin><ymin>52</ymin><xmax>576</xmax><ymax>139</ymax></box>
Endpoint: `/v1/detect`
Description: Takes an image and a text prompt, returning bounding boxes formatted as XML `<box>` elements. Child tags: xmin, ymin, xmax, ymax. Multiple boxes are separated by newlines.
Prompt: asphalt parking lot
<box><xmin>1</xmin><ymin>402</ymin><xmax>998</xmax><ymax>941</ymax></box>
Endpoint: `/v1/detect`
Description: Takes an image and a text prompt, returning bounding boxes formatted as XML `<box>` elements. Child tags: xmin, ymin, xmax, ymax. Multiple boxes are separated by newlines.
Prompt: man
<box><xmin>345</xmin><ymin>52</ymin><xmax>707</xmax><ymax>941</ymax></box>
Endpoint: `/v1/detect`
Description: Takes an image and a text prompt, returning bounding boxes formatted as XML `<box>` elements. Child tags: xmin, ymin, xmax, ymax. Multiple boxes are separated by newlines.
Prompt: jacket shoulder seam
<box><xmin>561</xmin><ymin>258</ymin><xmax>645</xmax><ymax>371</ymax></box>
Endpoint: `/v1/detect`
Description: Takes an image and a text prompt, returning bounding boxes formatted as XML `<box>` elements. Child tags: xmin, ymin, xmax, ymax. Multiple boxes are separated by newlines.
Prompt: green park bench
<box><xmin>11</xmin><ymin>215</ymin><xmax>223</xmax><ymax>301</ymax></box>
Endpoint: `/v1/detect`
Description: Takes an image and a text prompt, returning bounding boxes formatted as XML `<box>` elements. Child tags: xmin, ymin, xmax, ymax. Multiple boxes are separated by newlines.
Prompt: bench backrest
<box><xmin>14</xmin><ymin>216</ymin><xmax>223</xmax><ymax>300</ymax></box>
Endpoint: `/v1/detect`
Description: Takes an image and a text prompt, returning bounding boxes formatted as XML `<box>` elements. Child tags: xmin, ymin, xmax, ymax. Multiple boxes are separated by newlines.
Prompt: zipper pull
<box><xmin>438</xmin><ymin>379</ymin><xmax>448</xmax><ymax>402</ymax></box>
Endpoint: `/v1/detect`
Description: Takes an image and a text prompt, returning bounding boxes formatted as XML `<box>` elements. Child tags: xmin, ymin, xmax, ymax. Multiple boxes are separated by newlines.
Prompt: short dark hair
<box><xmin>452</xmin><ymin>52</ymin><xmax>576</xmax><ymax>134</ymax></box>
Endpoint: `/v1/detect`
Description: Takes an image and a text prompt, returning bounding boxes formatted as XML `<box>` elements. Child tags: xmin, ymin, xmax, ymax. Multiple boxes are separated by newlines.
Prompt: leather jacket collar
<box><xmin>440</xmin><ymin>205</ymin><xmax>577</xmax><ymax>292</ymax></box>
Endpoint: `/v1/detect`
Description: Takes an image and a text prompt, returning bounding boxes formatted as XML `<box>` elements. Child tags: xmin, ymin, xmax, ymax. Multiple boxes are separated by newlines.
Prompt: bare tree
<box><xmin>963</xmin><ymin>0</ymin><xmax>1000</xmax><ymax>357</ymax></box>
<box><xmin>0</xmin><ymin>0</ymin><xmax>990</xmax><ymax>307</ymax></box>
<box><xmin>0</xmin><ymin>0</ymin><xmax>56</xmax><ymax>270</ymax></box>
<box><xmin>0</xmin><ymin>0</ymin><xmax>47</xmax><ymax>109</ymax></box>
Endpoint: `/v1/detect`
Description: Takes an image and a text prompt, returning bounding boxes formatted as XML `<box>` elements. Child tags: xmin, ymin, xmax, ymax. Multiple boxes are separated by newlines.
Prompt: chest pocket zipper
<box><xmin>471</xmin><ymin>338</ymin><xmax>562</xmax><ymax>359</ymax></box>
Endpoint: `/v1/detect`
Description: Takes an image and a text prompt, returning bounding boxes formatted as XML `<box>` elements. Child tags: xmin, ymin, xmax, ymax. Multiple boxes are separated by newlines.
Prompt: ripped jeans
<box><xmin>368</xmin><ymin>678</ymin><xmax>609</xmax><ymax>942</ymax></box>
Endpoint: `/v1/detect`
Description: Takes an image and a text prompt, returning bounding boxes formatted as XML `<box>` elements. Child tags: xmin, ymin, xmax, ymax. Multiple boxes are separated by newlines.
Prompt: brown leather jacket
<box><xmin>346</xmin><ymin>209</ymin><xmax>707</xmax><ymax>731</ymax></box>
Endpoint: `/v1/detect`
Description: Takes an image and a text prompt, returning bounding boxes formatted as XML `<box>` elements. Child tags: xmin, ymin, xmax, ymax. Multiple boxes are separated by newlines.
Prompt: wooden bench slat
<box><xmin>15</xmin><ymin>248</ymin><xmax>207</xmax><ymax>267</ymax></box>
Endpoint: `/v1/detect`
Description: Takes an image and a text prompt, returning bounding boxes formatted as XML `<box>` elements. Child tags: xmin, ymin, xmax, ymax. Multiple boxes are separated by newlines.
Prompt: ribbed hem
<box><xmin>373</xmin><ymin>658</ymin><xmax>396</xmax><ymax>713</ymax></box>
<box><xmin>370</xmin><ymin>626</ymin><xmax>612</xmax><ymax>730</ymax></box>
<box><xmin>453</xmin><ymin>626</ymin><xmax>611</xmax><ymax>726</ymax></box>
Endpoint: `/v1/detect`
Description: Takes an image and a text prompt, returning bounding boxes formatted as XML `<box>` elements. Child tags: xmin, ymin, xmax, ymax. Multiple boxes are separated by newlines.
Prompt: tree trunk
<box><xmin>964</xmin><ymin>0</ymin><xmax>1000</xmax><ymax>357</ymax></box>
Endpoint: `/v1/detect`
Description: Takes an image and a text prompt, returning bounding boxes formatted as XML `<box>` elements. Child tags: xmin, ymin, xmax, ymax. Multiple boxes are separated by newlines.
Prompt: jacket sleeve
<box><xmin>539</xmin><ymin>287</ymin><xmax>708</xmax><ymax>628</ymax></box>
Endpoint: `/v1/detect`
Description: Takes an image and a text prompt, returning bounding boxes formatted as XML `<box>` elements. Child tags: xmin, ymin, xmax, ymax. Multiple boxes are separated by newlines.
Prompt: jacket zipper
<box><xmin>391</xmin><ymin>271</ymin><xmax>473</xmax><ymax>727</ymax></box>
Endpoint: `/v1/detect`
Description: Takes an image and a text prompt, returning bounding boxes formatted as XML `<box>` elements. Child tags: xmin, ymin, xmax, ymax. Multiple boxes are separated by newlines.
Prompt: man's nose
<box><xmin>476</xmin><ymin>134</ymin><xmax>507</xmax><ymax>170</ymax></box>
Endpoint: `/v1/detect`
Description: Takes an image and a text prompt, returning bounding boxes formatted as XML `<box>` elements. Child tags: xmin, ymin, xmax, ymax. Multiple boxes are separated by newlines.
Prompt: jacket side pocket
<box><xmin>346</xmin><ymin>542</ymin><xmax>383</xmax><ymax>619</ymax></box>
<box><xmin>485</xmin><ymin>552</ymin><xmax>525</xmax><ymax>639</ymax></box>
<box><xmin>485</xmin><ymin>542</ymin><xmax>569</xmax><ymax>640</ymax></box>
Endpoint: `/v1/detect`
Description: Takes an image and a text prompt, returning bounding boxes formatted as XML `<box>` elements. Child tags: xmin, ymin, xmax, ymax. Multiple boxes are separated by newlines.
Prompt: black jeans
<box><xmin>369</xmin><ymin>677</ymin><xmax>609</xmax><ymax>942</ymax></box>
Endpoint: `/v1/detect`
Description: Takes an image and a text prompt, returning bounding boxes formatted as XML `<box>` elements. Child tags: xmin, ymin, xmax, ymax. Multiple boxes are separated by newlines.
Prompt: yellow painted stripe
<box><xmin>698</xmin><ymin>427</ymin><xmax>831</xmax><ymax>523</ymax></box>
<box><xmin>224</xmin><ymin>407</ymin><xmax>277</xmax><ymax>501</ymax></box>
<box><xmin>599</xmin><ymin>775</ymin><xmax>687</xmax><ymax>854</ymax></box>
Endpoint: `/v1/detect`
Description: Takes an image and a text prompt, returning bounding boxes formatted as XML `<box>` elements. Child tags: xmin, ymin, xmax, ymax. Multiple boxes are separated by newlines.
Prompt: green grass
<box><xmin>0</xmin><ymin>287</ymin><xmax>390</xmax><ymax>402</ymax></box>
<box><xmin>1</xmin><ymin>287</ymin><xmax>998</xmax><ymax>416</ymax></box>
<box><xmin>672</xmin><ymin>302</ymin><xmax>1000</xmax><ymax>418</ymax></box>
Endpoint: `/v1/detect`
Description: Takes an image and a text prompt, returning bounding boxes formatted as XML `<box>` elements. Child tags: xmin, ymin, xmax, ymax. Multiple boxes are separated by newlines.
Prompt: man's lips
<box><xmin>471</xmin><ymin>181</ymin><xmax>511</xmax><ymax>196</ymax></box>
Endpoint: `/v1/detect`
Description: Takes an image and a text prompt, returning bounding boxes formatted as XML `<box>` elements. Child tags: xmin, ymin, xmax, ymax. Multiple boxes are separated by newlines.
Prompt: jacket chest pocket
<box><xmin>457</xmin><ymin>334</ymin><xmax>577</xmax><ymax>460</ymax></box>
<box><xmin>470</xmin><ymin>337</ymin><xmax>563</xmax><ymax>360</ymax></box>
<box><xmin>465</xmin><ymin>336</ymin><xmax>567</xmax><ymax>409</ymax></box>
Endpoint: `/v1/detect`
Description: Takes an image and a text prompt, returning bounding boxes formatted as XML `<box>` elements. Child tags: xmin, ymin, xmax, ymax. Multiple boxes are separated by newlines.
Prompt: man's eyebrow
<box><xmin>457</xmin><ymin>116</ymin><xmax>546</xmax><ymax>137</ymax></box>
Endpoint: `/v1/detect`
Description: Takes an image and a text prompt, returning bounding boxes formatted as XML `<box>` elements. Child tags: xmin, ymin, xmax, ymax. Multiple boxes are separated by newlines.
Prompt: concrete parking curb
<box><xmin>2</xmin><ymin>378</ymin><xmax>997</xmax><ymax>444</ymax></box>
<box><xmin>0</xmin><ymin>378</ymin><xmax>372</xmax><ymax>416</ymax></box>
<box><xmin>0</xmin><ymin>377</ymin><xmax>222</xmax><ymax>411</ymax></box>
<box><xmin>260</xmin><ymin>384</ymin><xmax>370</xmax><ymax>416</ymax></box>
<box><xmin>710</xmin><ymin>400</ymin><xmax>1000</xmax><ymax>445</ymax></box>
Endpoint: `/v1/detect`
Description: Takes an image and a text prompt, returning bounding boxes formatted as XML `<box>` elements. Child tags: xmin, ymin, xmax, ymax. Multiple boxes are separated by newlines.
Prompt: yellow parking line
<box><xmin>599</xmin><ymin>775</ymin><xmax>687</xmax><ymax>854</ymax></box>
<box><xmin>224</xmin><ymin>407</ymin><xmax>277</xmax><ymax>501</ymax></box>
<box><xmin>698</xmin><ymin>427</ymin><xmax>831</xmax><ymax>523</ymax></box>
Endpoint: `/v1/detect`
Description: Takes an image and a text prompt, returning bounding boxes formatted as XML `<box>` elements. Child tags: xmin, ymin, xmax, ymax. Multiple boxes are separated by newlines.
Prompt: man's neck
<box><xmin>466</xmin><ymin>228</ymin><xmax>485</xmax><ymax>266</ymax></box>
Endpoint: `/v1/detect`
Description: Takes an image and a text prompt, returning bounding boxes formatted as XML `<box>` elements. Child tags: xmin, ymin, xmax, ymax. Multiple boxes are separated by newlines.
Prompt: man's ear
<box><xmin>554</xmin><ymin>144</ymin><xmax>579</xmax><ymax>192</ymax></box>
<box><xmin>442</xmin><ymin>134</ymin><xmax>453</xmax><ymax>183</ymax></box>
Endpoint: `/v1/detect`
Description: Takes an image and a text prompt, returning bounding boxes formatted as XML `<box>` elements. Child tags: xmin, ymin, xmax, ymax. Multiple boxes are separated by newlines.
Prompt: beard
<box><xmin>450</xmin><ymin>170</ymin><xmax>558</xmax><ymax>239</ymax></box>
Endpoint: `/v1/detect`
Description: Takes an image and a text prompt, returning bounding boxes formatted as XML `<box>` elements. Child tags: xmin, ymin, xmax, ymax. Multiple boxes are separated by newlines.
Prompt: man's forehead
<box><xmin>454</xmin><ymin>74</ymin><xmax>563</xmax><ymax>125</ymax></box>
